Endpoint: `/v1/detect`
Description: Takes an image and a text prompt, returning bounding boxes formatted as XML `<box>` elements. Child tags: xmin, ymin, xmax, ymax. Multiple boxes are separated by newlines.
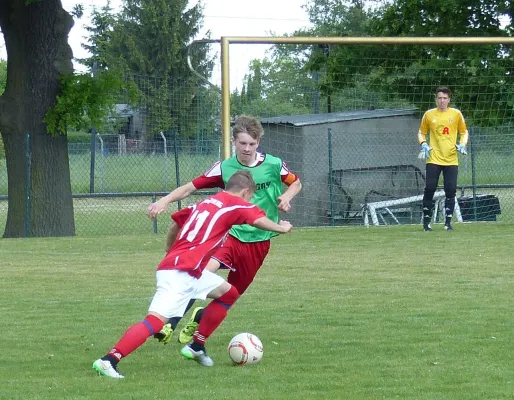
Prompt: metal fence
<box><xmin>1</xmin><ymin>126</ymin><xmax>513</xmax><ymax>237</ymax></box>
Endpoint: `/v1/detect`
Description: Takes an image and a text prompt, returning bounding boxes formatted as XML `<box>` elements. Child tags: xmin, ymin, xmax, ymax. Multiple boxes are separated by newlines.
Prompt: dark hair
<box><xmin>225</xmin><ymin>170</ymin><xmax>257</xmax><ymax>194</ymax></box>
<box><xmin>232</xmin><ymin>115</ymin><xmax>264</xmax><ymax>141</ymax></box>
<box><xmin>435</xmin><ymin>86</ymin><xmax>452</xmax><ymax>97</ymax></box>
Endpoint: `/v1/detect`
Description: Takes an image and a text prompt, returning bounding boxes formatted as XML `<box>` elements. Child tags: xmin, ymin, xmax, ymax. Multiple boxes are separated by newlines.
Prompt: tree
<box><xmin>82</xmin><ymin>0</ymin><xmax>214</xmax><ymax>139</ymax></box>
<box><xmin>366</xmin><ymin>0</ymin><xmax>514</xmax><ymax>125</ymax></box>
<box><xmin>0</xmin><ymin>0</ymin><xmax>76</xmax><ymax>238</ymax></box>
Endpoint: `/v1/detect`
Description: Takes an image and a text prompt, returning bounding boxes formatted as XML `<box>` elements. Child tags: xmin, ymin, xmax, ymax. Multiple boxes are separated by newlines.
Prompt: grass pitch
<box><xmin>1</xmin><ymin>223</ymin><xmax>513</xmax><ymax>399</ymax></box>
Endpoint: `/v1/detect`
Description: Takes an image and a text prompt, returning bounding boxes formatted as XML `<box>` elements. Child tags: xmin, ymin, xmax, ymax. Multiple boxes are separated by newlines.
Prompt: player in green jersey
<box><xmin>147</xmin><ymin>115</ymin><xmax>302</xmax><ymax>344</ymax></box>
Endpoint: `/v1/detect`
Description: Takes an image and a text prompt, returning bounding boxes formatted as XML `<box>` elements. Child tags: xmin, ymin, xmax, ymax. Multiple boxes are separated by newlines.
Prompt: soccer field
<box><xmin>1</xmin><ymin>224</ymin><xmax>514</xmax><ymax>399</ymax></box>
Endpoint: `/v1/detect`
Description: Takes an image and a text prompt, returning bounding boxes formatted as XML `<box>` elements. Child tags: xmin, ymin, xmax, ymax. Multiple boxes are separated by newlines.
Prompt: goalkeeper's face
<box><xmin>233</xmin><ymin>132</ymin><xmax>260</xmax><ymax>166</ymax></box>
<box><xmin>435</xmin><ymin>92</ymin><xmax>450</xmax><ymax>111</ymax></box>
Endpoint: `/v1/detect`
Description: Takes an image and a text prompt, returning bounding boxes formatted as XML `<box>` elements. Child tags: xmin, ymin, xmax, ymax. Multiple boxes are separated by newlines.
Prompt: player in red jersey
<box><xmin>92</xmin><ymin>171</ymin><xmax>292</xmax><ymax>378</ymax></box>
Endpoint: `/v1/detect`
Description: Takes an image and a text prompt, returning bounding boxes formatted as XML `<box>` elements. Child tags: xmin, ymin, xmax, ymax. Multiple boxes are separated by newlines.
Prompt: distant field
<box><xmin>1</xmin><ymin>224</ymin><xmax>514</xmax><ymax>399</ymax></box>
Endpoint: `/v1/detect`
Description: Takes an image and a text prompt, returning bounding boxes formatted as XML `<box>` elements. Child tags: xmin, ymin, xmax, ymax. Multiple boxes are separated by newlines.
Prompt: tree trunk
<box><xmin>0</xmin><ymin>0</ymin><xmax>75</xmax><ymax>237</ymax></box>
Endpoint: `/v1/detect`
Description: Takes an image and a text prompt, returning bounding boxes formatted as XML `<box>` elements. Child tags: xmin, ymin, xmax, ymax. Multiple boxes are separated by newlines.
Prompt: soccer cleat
<box><xmin>154</xmin><ymin>323</ymin><xmax>173</xmax><ymax>344</ymax></box>
<box><xmin>178</xmin><ymin>307</ymin><xmax>204</xmax><ymax>344</ymax></box>
<box><xmin>423</xmin><ymin>223</ymin><xmax>432</xmax><ymax>232</ymax></box>
<box><xmin>92</xmin><ymin>359</ymin><xmax>124</xmax><ymax>379</ymax></box>
<box><xmin>180</xmin><ymin>344</ymin><xmax>214</xmax><ymax>367</ymax></box>
<box><xmin>444</xmin><ymin>224</ymin><xmax>453</xmax><ymax>231</ymax></box>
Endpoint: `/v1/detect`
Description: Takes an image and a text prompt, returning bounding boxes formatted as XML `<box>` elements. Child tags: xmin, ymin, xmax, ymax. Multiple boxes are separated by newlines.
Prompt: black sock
<box><xmin>168</xmin><ymin>299</ymin><xmax>197</xmax><ymax>328</ymax></box>
<box><xmin>102</xmin><ymin>354</ymin><xmax>119</xmax><ymax>367</ymax></box>
<box><xmin>194</xmin><ymin>308</ymin><xmax>204</xmax><ymax>323</ymax></box>
<box><xmin>423</xmin><ymin>207</ymin><xmax>432</xmax><ymax>226</ymax></box>
<box><xmin>190</xmin><ymin>340</ymin><xmax>204</xmax><ymax>352</ymax></box>
<box><xmin>168</xmin><ymin>317</ymin><xmax>180</xmax><ymax>330</ymax></box>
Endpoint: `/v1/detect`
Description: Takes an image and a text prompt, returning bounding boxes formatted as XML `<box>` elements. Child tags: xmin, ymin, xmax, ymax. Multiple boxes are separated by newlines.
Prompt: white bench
<box><xmin>363</xmin><ymin>190</ymin><xmax>463</xmax><ymax>226</ymax></box>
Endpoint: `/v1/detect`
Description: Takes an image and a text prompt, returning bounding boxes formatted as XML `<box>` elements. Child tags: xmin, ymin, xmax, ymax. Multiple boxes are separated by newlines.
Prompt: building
<box><xmin>260</xmin><ymin>109</ymin><xmax>424</xmax><ymax>226</ymax></box>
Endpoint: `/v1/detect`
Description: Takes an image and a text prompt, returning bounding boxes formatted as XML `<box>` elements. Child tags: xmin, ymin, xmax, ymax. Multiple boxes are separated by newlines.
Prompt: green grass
<box><xmin>1</xmin><ymin>224</ymin><xmax>514</xmax><ymax>399</ymax></box>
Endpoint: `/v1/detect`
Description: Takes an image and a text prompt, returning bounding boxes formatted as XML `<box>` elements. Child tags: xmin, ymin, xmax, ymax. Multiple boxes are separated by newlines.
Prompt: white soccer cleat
<box><xmin>92</xmin><ymin>359</ymin><xmax>125</xmax><ymax>379</ymax></box>
<box><xmin>180</xmin><ymin>344</ymin><xmax>214</xmax><ymax>367</ymax></box>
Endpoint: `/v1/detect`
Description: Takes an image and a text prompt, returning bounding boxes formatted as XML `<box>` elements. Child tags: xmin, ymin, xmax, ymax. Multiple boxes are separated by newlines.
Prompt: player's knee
<box><xmin>144</xmin><ymin>314</ymin><xmax>165</xmax><ymax>335</ymax></box>
<box><xmin>216</xmin><ymin>285</ymin><xmax>239</xmax><ymax>307</ymax></box>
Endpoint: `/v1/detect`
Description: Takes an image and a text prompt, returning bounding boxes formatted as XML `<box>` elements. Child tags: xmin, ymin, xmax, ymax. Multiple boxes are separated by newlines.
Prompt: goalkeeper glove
<box><xmin>456</xmin><ymin>144</ymin><xmax>467</xmax><ymax>155</ymax></box>
<box><xmin>418</xmin><ymin>142</ymin><xmax>432</xmax><ymax>159</ymax></box>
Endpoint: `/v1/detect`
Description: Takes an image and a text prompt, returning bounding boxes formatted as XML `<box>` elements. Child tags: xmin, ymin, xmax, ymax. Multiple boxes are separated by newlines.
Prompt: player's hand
<box><xmin>455</xmin><ymin>144</ymin><xmax>468</xmax><ymax>155</ymax></box>
<box><xmin>418</xmin><ymin>142</ymin><xmax>432</xmax><ymax>159</ymax></box>
<box><xmin>277</xmin><ymin>195</ymin><xmax>292</xmax><ymax>212</ymax></box>
<box><xmin>147</xmin><ymin>200</ymin><xmax>168</xmax><ymax>219</ymax></box>
<box><xmin>278</xmin><ymin>220</ymin><xmax>293</xmax><ymax>233</ymax></box>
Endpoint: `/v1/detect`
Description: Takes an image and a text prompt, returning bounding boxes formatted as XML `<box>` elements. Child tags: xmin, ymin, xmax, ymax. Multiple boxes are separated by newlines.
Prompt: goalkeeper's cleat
<box><xmin>178</xmin><ymin>307</ymin><xmax>204</xmax><ymax>344</ymax></box>
<box><xmin>180</xmin><ymin>344</ymin><xmax>214</xmax><ymax>367</ymax></box>
<box><xmin>92</xmin><ymin>359</ymin><xmax>124</xmax><ymax>379</ymax></box>
<box><xmin>423</xmin><ymin>223</ymin><xmax>432</xmax><ymax>232</ymax></box>
<box><xmin>444</xmin><ymin>224</ymin><xmax>453</xmax><ymax>231</ymax></box>
<box><xmin>154</xmin><ymin>323</ymin><xmax>173</xmax><ymax>344</ymax></box>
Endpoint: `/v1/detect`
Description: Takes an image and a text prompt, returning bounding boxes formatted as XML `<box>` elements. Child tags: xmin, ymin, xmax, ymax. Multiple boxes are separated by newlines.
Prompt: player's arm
<box><xmin>277</xmin><ymin>163</ymin><xmax>302</xmax><ymax>212</ymax></box>
<box><xmin>455</xmin><ymin>111</ymin><xmax>469</xmax><ymax>154</ymax></box>
<box><xmin>147</xmin><ymin>161</ymin><xmax>224</xmax><ymax>219</ymax></box>
<box><xmin>165</xmin><ymin>220</ymin><xmax>180</xmax><ymax>253</ymax></box>
<box><xmin>147</xmin><ymin>182</ymin><xmax>197</xmax><ymax>219</ymax></box>
<box><xmin>165</xmin><ymin>206</ymin><xmax>194</xmax><ymax>252</ymax></box>
<box><xmin>237</xmin><ymin>205</ymin><xmax>292</xmax><ymax>234</ymax></box>
<box><xmin>417</xmin><ymin>113</ymin><xmax>429</xmax><ymax>144</ymax></box>
<box><xmin>252</xmin><ymin>217</ymin><xmax>293</xmax><ymax>234</ymax></box>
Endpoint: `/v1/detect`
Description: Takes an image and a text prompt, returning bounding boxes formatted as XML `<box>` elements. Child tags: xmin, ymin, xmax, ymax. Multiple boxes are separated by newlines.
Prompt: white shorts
<box><xmin>148</xmin><ymin>269</ymin><xmax>225</xmax><ymax>319</ymax></box>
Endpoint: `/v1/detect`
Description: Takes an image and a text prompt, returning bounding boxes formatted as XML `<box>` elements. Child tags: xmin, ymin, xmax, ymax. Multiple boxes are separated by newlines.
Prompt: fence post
<box><xmin>96</xmin><ymin>133</ymin><xmax>105</xmax><ymax>192</ymax></box>
<box><xmin>160</xmin><ymin>132</ymin><xmax>168</xmax><ymax>189</ymax></box>
<box><xmin>152</xmin><ymin>194</ymin><xmax>158</xmax><ymax>234</ymax></box>
<box><xmin>328</xmin><ymin>128</ymin><xmax>334</xmax><ymax>226</ymax></box>
<box><xmin>25</xmin><ymin>132</ymin><xmax>31</xmax><ymax>237</ymax></box>
<box><xmin>469</xmin><ymin>132</ymin><xmax>477</xmax><ymax>221</ymax></box>
<box><xmin>173</xmin><ymin>131</ymin><xmax>182</xmax><ymax>210</ymax></box>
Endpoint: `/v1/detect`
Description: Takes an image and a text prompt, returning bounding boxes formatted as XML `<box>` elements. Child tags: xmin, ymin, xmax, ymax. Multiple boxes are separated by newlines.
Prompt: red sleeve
<box><xmin>232</xmin><ymin>205</ymin><xmax>266</xmax><ymax>226</ymax></box>
<box><xmin>170</xmin><ymin>207</ymin><xmax>193</xmax><ymax>228</ymax></box>
<box><xmin>191</xmin><ymin>161</ymin><xmax>225</xmax><ymax>190</ymax></box>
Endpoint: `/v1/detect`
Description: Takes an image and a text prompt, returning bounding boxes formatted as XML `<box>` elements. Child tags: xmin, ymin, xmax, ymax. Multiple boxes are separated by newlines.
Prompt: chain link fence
<box><xmin>2</xmin><ymin>41</ymin><xmax>514</xmax><ymax>236</ymax></box>
<box><xmin>1</xmin><ymin>122</ymin><xmax>512</xmax><ymax>236</ymax></box>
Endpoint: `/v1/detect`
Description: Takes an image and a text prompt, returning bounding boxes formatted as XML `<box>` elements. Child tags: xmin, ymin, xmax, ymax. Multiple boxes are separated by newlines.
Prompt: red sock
<box><xmin>193</xmin><ymin>285</ymin><xmax>239</xmax><ymax>345</ymax></box>
<box><xmin>108</xmin><ymin>314</ymin><xmax>164</xmax><ymax>360</ymax></box>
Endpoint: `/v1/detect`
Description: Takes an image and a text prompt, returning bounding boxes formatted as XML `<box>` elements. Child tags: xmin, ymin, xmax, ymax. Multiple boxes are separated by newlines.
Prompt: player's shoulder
<box><xmin>260</xmin><ymin>152</ymin><xmax>283</xmax><ymax>165</ymax></box>
<box><xmin>424</xmin><ymin>107</ymin><xmax>438</xmax><ymax>116</ymax></box>
<box><xmin>448</xmin><ymin>107</ymin><xmax>463</xmax><ymax>116</ymax></box>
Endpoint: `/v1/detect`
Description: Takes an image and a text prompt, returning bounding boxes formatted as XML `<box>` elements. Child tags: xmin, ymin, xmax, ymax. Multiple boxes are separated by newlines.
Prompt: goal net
<box><xmin>224</xmin><ymin>39</ymin><xmax>514</xmax><ymax>226</ymax></box>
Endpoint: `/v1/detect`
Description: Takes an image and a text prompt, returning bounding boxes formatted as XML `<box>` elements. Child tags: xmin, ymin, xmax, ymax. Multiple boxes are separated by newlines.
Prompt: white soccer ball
<box><xmin>227</xmin><ymin>332</ymin><xmax>263</xmax><ymax>365</ymax></box>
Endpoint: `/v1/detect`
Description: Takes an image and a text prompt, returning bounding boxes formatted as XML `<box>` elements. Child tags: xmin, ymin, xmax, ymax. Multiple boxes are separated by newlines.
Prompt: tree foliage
<box><xmin>80</xmin><ymin>0</ymin><xmax>215</xmax><ymax>138</ymax></box>
<box><xmin>235</xmin><ymin>0</ymin><xmax>514</xmax><ymax>126</ymax></box>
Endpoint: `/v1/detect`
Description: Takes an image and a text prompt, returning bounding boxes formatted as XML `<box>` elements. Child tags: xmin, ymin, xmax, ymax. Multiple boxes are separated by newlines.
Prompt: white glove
<box><xmin>418</xmin><ymin>142</ymin><xmax>432</xmax><ymax>159</ymax></box>
<box><xmin>456</xmin><ymin>144</ymin><xmax>467</xmax><ymax>155</ymax></box>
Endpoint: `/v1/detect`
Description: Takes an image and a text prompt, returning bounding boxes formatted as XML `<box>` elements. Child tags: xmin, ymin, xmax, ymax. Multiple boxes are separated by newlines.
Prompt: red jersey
<box><xmin>158</xmin><ymin>191</ymin><xmax>265</xmax><ymax>278</ymax></box>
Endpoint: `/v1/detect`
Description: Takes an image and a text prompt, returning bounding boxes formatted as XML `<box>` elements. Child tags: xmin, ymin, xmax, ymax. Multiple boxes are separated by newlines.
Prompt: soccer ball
<box><xmin>227</xmin><ymin>333</ymin><xmax>263</xmax><ymax>365</ymax></box>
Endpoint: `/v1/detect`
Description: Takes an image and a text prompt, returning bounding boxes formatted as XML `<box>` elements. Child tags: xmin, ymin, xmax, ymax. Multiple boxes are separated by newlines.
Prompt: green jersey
<box><xmin>221</xmin><ymin>153</ymin><xmax>285</xmax><ymax>243</ymax></box>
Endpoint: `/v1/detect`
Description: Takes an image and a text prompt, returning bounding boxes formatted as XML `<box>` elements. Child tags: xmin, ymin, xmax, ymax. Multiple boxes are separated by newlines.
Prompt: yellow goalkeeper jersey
<box><xmin>418</xmin><ymin>107</ymin><xmax>468</xmax><ymax>166</ymax></box>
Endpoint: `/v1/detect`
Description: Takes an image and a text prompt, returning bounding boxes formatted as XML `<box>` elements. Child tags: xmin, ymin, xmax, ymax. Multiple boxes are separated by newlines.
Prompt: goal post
<box><xmin>210</xmin><ymin>36</ymin><xmax>514</xmax><ymax>226</ymax></box>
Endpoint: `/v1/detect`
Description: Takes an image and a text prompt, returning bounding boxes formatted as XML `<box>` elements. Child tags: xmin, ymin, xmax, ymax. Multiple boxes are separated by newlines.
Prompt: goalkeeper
<box><xmin>417</xmin><ymin>86</ymin><xmax>469</xmax><ymax>231</ymax></box>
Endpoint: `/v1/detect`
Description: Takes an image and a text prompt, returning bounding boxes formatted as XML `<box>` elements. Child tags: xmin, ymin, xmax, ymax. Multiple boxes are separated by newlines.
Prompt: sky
<box><xmin>0</xmin><ymin>0</ymin><xmax>312</xmax><ymax>90</ymax></box>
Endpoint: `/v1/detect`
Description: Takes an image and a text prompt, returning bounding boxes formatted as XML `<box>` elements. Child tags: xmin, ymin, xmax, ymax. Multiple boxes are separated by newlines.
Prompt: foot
<box><xmin>92</xmin><ymin>359</ymin><xmax>124</xmax><ymax>379</ymax></box>
<box><xmin>423</xmin><ymin>223</ymin><xmax>432</xmax><ymax>232</ymax></box>
<box><xmin>444</xmin><ymin>224</ymin><xmax>453</xmax><ymax>231</ymax></box>
<box><xmin>178</xmin><ymin>307</ymin><xmax>204</xmax><ymax>344</ymax></box>
<box><xmin>154</xmin><ymin>323</ymin><xmax>173</xmax><ymax>344</ymax></box>
<box><xmin>180</xmin><ymin>343</ymin><xmax>214</xmax><ymax>367</ymax></box>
